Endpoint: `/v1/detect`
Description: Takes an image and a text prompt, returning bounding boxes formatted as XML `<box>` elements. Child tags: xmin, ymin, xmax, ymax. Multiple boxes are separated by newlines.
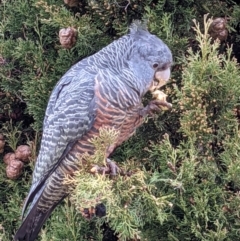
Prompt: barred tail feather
<box><xmin>14</xmin><ymin>195</ymin><xmax>65</xmax><ymax>241</ymax></box>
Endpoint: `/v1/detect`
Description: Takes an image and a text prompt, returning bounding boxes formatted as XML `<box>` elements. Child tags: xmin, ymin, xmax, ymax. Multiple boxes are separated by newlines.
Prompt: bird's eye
<box><xmin>153</xmin><ymin>63</ymin><xmax>159</xmax><ymax>68</ymax></box>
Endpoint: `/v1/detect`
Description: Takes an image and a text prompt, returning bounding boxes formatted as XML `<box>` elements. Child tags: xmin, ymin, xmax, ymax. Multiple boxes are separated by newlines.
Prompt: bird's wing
<box><xmin>22</xmin><ymin>68</ymin><xmax>96</xmax><ymax>215</ymax></box>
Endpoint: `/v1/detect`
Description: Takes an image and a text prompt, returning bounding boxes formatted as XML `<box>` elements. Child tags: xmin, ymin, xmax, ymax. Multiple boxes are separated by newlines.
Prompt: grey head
<box><xmin>126</xmin><ymin>21</ymin><xmax>173</xmax><ymax>95</ymax></box>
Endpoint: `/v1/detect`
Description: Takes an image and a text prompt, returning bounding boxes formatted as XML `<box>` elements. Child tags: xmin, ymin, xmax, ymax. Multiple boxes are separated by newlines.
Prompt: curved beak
<box><xmin>149</xmin><ymin>68</ymin><xmax>171</xmax><ymax>91</ymax></box>
<box><xmin>155</xmin><ymin>68</ymin><xmax>171</xmax><ymax>83</ymax></box>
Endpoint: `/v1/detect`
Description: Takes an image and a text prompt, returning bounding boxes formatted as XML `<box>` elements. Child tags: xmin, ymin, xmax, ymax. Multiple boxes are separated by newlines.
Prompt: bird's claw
<box><xmin>140</xmin><ymin>100</ymin><xmax>172</xmax><ymax>117</ymax></box>
<box><xmin>106</xmin><ymin>158</ymin><xmax>121</xmax><ymax>177</ymax></box>
<box><xmin>90</xmin><ymin>159</ymin><xmax>121</xmax><ymax>178</ymax></box>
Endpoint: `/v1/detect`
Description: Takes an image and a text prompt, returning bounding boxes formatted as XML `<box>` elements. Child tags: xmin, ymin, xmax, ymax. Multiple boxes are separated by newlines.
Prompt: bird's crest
<box><xmin>129</xmin><ymin>20</ymin><xmax>148</xmax><ymax>34</ymax></box>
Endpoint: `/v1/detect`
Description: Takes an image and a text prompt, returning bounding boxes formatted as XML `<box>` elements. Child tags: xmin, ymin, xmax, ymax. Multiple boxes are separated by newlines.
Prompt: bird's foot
<box><xmin>90</xmin><ymin>159</ymin><xmax>133</xmax><ymax>178</ymax></box>
<box><xmin>106</xmin><ymin>158</ymin><xmax>121</xmax><ymax>177</ymax></box>
<box><xmin>140</xmin><ymin>100</ymin><xmax>172</xmax><ymax>117</ymax></box>
<box><xmin>90</xmin><ymin>158</ymin><xmax>121</xmax><ymax>178</ymax></box>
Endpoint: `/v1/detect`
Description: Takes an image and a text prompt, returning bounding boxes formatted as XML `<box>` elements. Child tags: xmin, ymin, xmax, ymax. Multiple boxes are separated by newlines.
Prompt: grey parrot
<box><xmin>14</xmin><ymin>22</ymin><xmax>172</xmax><ymax>241</ymax></box>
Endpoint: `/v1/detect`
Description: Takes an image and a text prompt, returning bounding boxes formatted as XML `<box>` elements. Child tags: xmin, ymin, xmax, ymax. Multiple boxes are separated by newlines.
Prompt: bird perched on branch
<box><xmin>14</xmin><ymin>21</ymin><xmax>172</xmax><ymax>241</ymax></box>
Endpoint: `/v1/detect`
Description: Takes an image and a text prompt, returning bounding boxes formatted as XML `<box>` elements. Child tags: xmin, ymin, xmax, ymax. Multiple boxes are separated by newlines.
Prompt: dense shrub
<box><xmin>0</xmin><ymin>0</ymin><xmax>240</xmax><ymax>240</ymax></box>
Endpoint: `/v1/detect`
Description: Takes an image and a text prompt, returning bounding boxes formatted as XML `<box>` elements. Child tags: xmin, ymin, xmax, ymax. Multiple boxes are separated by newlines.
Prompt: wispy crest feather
<box><xmin>129</xmin><ymin>19</ymin><xmax>148</xmax><ymax>34</ymax></box>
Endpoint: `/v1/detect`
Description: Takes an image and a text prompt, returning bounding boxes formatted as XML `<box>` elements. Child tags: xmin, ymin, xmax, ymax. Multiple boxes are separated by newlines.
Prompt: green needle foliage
<box><xmin>146</xmin><ymin>15</ymin><xmax>240</xmax><ymax>240</ymax></box>
<box><xmin>1</xmin><ymin>0</ymin><xmax>240</xmax><ymax>240</ymax></box>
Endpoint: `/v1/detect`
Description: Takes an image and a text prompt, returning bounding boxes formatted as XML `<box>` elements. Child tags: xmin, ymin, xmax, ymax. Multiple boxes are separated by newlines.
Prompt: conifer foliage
<box><xmin>0</xmin><ymin>0</ymin><xmax>240</xmax><ymax>240</ymax></box>
<box><xmin>147</xmin><ymin>15</ymin><xmax>240</xmax><ymax>240</ymax></box>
